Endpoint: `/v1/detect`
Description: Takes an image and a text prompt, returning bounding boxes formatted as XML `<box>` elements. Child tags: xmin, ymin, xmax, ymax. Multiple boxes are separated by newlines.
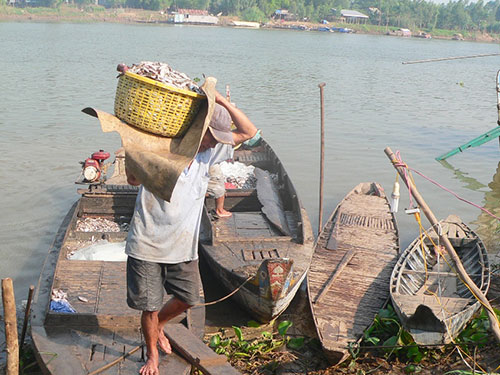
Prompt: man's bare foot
<box><xmin>140</xmin><ymin>353</ymin><xmax>159</xmax><ymax>375</ymax></box>
<box><xmin>215</xmin><ymin>208</ymin><xmax>232</xmax><ymax>218</ymax></box>
<box><xmin>157</xmin><ymin>330</ymin><xmax>172</xmax><ymax>354</ymax></box>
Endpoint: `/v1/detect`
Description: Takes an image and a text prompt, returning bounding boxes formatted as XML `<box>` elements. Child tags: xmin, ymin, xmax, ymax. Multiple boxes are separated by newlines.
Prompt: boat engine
<box><xmin>82</xmin><ymin>150</ymin><xmax>110</xmax><ymax>183</ymax></box>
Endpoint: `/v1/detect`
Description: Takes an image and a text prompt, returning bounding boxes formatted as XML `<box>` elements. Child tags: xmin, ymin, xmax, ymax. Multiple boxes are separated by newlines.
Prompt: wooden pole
<box><xmin>20</xmin><ymin>285</ymin><xmax>35</xmax><ymax>353</ymax></box>
<box><xmin>87</xmin><ymin>344</ymin><xmax>142</xmax><ymax>375</ymax></box>
<box><xmin>318</xmin><ymin>82</ymin><xmax>326</xmax><ymax>235</ymax></box>
<box><xmin>2</xmin><ymin>278</ymin><xmax>19</xmax><ymax>375</ymax></box>
<box><xmin>402</xmin><ymin>53</ymin><xmax>500</xmax><ymax>65</ymax></box>
<box><xmin>384</xmin><ymin>147</ymin><xmax>500</xmax><ymax>343</ymax></box>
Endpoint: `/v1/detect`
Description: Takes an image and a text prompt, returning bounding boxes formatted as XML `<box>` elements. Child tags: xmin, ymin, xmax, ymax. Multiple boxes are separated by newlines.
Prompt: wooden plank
<box><xmin>164</xmin><ymin>324</ymin><xmax>240</xmax><ymax>375</ymax></box>
<box><xmin>313</xmin><ymin>250</ymin><xmax>356</xmax><ymax>304</ymax></box>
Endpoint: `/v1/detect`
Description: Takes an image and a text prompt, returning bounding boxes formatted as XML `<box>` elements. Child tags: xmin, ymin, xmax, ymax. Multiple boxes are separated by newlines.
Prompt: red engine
<box><xmin>83</xmin><ymin>150</ymin><xmax>110</xmax><ymax>183</ymax></box>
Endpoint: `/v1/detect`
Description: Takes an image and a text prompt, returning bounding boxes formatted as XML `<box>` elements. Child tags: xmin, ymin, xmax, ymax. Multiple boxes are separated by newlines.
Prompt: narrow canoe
<box><xmin>390</xmin><ymin>214</ymin><xmax>490</xmax><ymax>345</ymax></box>
<box><xmin>31</xmin><ymin>152</ymin><xmax>205</xmax><ymax>374</ymax></box>
<box><xmin>308</xmin><ymin>182</ymin><xmax>399</xmax><ymax>364</ymax></box>
<box><xmin>199</xmin><ymin>138</ymin><xmax>315</xmax><ymax>323</ymax></box>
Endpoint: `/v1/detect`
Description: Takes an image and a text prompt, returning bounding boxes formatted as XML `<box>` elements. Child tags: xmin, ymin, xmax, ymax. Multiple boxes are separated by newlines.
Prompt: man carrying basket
<box><xmin>125</xmin><ymin>91</ymin><xmax>258</xmax><ymax>375</ymax></box>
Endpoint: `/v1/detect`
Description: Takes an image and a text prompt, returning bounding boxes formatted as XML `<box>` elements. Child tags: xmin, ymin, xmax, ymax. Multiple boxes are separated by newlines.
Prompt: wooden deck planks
<box><xmin>214</xmin><ymin>212</ymin><xmax>285</xmax><ymax>242</ymax></box>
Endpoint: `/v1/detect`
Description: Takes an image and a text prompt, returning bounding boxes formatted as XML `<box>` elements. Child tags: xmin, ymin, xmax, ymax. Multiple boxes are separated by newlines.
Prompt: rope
<box><xmin>392</xmin><ymin>153</ymin><xmax>500</xmax><ymax>222</ymax></box>
<box><xmin>193</xmin><ymin>274</ymin><xmax>255</xmax><ymax>307</ymax></box>
<box><xmin>390</xmin><ymin>154</ymin><xmax>498</xmax><ymax>372</ymax></box>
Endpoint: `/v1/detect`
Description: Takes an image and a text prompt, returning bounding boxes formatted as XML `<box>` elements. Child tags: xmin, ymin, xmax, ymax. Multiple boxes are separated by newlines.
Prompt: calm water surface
<box><xmin>1</xmin><ymin>23</ymin><xmax>499</xmax><ymax>305</ymax></box>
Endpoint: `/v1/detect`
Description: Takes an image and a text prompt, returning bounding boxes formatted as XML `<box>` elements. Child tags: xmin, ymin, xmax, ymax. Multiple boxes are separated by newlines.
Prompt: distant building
<box><xmin>340</xmin><ymin>10</ymin><xmax>369</xmax><ymax>24</ymax></box>
<box><xmin>387</xmin><ymin>28</ymin><xmax>412</xmax><ymax>37</ymax></box>
<box><xmin>172</xmin><ymin>9</ymin><xmax>218</xmax><ymax>24</ymax></box>
<box><xmin>398</xmin><ymin>28</ymin><xmax>411</xmax><ymax>37</ymax></box>
<box><xmin>273</xmin><ymin>9</ymin><xmax>295</xmax><ymax>21</ymax></box>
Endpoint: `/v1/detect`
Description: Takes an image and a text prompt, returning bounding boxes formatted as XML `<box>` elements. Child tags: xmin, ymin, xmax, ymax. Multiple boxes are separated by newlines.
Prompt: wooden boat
<box><xmin>307</xmin><ymin>182</ymin><xmax>399</xmax><ymax>364</ymax></box>
<box><xmin>199</xmin><ymin>139</ymin><xmax>314</xmax><ymax>323</ymax></box>
<box><xmin>30</xmin><ymin>151</ymin><xmax>206</xmax><ymax>374</ymax></box>
<box><xmin>390</xmin><ymin>215</ymin><xmax>490</xmax><ymax>345</ymax></box>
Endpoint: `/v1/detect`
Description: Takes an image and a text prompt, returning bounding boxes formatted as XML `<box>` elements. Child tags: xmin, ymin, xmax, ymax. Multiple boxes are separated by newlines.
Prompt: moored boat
<box><xmin>199</xmin><ymin>138</ymin><xmax>315</xmax><ymax>323</ymax></box>
<box><xmin>390</xmin><ymin>215</ymin><xmax>490</xmax><ymax>345</ymax></box>
<box><xmin>30</xmin><ymin>151</ymin><xmax>205</xmax><ymax>374</ymax></box>
<box><xmin>308</xmin><ymin>182</ymin><xmax>399</xmax><ymax>364</ymax></box>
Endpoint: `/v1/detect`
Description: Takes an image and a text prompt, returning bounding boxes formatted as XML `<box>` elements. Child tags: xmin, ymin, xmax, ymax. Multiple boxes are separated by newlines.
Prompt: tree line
<box><xmin>7</xmin><ymin>0</ymin><xmax>500</xmax><ymax>34</ymax></box>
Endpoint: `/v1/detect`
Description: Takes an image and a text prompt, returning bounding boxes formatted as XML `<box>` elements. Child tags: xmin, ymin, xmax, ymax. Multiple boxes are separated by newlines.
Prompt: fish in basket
<box><xmin>114</xmin><ymin>62</ymin><xmax>206</xmax><ymax>138</ymax></box>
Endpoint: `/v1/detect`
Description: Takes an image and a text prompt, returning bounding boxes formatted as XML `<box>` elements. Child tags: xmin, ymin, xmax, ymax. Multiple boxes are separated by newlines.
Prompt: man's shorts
<box><xmin>207</xmin><ymin>164</ymin><xmax>225</xmax><ymax>199</ymax></box>
<box><xmin>126</xmin><ymin>256</ymin><xmax>200</xmax><ymax>311</ymax></box>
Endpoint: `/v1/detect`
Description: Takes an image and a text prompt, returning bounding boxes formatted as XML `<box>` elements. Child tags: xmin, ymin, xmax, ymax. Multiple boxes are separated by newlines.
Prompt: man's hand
<box><xmin>126</xmin><ymin>168</ymin><xmax>141</xmax><ymax>186</ymax></box>
<box><xmin>213</xmin><ymin>90</ymin><xmax>258</xmax><ymax>146</ymax></box>
<box><xmin>215</xmin><ymin>90</ymin><xmax>226</xmax><ymax>105</ymax></box>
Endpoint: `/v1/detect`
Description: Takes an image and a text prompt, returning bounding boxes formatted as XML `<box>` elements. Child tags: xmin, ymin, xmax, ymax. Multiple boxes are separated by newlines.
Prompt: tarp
<box><xmin>83</xmin><ymin>77</ymin><xmax>217</xmax><ymax>202</ymax></box>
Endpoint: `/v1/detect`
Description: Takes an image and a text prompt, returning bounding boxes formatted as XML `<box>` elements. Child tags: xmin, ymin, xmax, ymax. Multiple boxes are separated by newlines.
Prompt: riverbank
<box><xmin>1</xmin><ymin>4</ymin><xmax>499</xmax><ymax>43</ymax></box>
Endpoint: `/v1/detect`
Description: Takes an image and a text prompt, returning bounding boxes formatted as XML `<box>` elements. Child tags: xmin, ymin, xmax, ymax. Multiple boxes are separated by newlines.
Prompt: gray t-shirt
<box><xmin>125</xmin><ymin>143</ymin><xmax>233</xmax><ymax>263</ymax></box>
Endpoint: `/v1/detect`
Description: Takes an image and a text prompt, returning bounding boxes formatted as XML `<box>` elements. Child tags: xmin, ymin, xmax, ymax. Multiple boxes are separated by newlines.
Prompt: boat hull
<box><xmin>201</xmin><ymin>248</ymin><xmax>308</xmax><ymax>322</ymax></box>
<box><xmin>390</xmin><ymin>215</ymin><xmax>490</xmax><ymax>345</ymax></box>
<box><xmin>308</xmin><ymin>182</ymin><xmax>399</xmax><ymax>364</ymax></box>
<box><xmin>31</xmin><ymin>186</ymin><xmax>205</xmax><ymax>374</ymax></box>
<box><xmin>199</xmin><ymin>139</ymin><xmax>314</xmax><ymax>323</ymax></box>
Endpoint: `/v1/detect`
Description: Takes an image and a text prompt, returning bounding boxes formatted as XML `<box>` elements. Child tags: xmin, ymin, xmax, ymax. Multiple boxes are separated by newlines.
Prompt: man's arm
<box><xmin>215</xmin><ymin>91</ymin><xmax>258</xmax><ymax>146</ymax></box>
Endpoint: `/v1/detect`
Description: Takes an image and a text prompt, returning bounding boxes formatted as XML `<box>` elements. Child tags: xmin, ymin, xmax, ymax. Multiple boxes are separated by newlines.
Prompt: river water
<box><xmin>0</xmin><ymin>22</ymin><xmax>499</xmax><ymax>307</ymax></box>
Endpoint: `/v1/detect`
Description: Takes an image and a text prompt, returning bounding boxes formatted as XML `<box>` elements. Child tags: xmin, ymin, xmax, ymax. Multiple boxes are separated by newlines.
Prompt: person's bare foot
<box><xmin>157</xmin><ymin>329</ymin><xmax>172</xmax><ymax>354</ymax></box>
<box><xmin>140</xmin><ymin>352</ymin><xmax>159</xmax><ymax>375</ymax></box>
<box><xmin>215</xmin><ymin>208</ymin><xmax>232</xmax><ymax>218</ymax></box>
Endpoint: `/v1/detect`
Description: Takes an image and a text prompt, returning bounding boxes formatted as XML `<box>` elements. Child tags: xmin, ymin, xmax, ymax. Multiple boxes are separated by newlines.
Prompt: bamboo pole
<box><xmin>402</xmin><ymin>53</ymin><xmax>500</xmax><ymax>65</ymax></box>
<box><xmin>87</xmin><ymin>344</ymin><xmax>142</xmax><ymax>375</ymax></box>
<box><xmin>2</xmin><ymin>278</ymin><xmax>19</xmax><ymax>375</ymax></box>
<box><xmin>20</xmin><ymin>285</ymin><xmax>35</xmax><ymax>353</ymax></box>
<box><xmin>384</xmin><ymin>147</ymin><xmax>500</xmax><ymax>343</ymax></box>
<box><xmin>318</xmin><ymin>82</ymin><xmax>326</xmax><ymax>235</ymax></box>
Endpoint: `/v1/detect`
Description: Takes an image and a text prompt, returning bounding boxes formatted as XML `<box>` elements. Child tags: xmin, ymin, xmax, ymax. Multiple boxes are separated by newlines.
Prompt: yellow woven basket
<box><xmin>114</xmin><ymin>72</ymin><xmax>206</xmax><ymax>137</ymax></box>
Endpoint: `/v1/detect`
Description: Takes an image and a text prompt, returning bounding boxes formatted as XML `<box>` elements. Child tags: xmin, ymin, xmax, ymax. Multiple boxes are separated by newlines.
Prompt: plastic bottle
<box><xmin>391</xmin><ymin>181</ymin><xmax>400</xmax><ymax>213</ymax></box>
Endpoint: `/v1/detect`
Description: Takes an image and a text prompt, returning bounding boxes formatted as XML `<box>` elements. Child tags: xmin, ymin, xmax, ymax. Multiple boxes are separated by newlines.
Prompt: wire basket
<box><xmin>114</xmin><ymin>72</ymin><xmax>205</xmax><ymax>137</ymax></box>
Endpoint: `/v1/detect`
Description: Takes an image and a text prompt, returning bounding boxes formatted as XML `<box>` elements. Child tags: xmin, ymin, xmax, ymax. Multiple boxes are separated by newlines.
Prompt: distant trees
<box><xmin>10</xmin><ymin>0</ymin><xmax>500</xmax><ymax>34</ymax></box>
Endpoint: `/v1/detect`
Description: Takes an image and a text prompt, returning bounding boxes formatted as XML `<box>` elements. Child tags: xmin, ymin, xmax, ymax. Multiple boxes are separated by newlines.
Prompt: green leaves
<box><xmin>232</xmin><ymin>326</ymin><xmax>243</xmax><ymax>342</ymax></box>
<box><xmin>207</xmin><ymin>320</ymin><xmax>305</xmax><ymax>360</ymax></box>
<box><xmin>362</xmin><ymin>304</ymin><xmax>425</xmax><ymax>363</ymax></box>
<box><xmin>278</xmin><ymin>320</ymin><xmax>292</xmax><ymax>336</ymax></box>
<box><xmin>287</xmin><ymin>337</ymin><xmax>305</xmax><ymax>350</ymax></box>
<box><xmin>455</xmin><ymin>307</ymin><xmax>498</xmax><ymax>351</ymax></box>
<box><xmin>210</xmin><ymin>334</ymin><xmax>221</xmax><ymax>348</ymax></box>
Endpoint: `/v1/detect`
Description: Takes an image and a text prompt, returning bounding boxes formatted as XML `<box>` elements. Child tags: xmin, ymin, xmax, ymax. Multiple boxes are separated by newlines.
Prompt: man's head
<box><xmin>199</xmin><ymin>104</ymin><xmax>234</xmax><ymax>153</ymax></box>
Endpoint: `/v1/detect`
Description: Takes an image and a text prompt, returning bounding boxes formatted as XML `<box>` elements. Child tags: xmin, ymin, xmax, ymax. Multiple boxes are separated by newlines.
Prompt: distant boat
<box><xmin>315</xmin><ymin>27</ymin><xmax>333</xmax><ymax>32</ymax></box>
<box><xmin>331</xmin><ymin>27</ymin><xmax>354</xmax><ymax>33</ymax></box>
<box><xmin>308</xmin><ymin>182</ymin><xmax>399</xmax><ymax>364</ymax></box>
<box><xmin>414</xmin><ymin>31</ymin><xmax>432</xmax><ymax>39</ymax></box>
<box><xmin>390</xmin><ymin>215</ymin><xmax>490</xmax><ymax>345</ymax></box>
<box><xmin>199</xmin><ymin>138</ymin><xmax>314</xmax><ymax>323</ymax></box>
<box><xmin>230</xmin><ymin>20</ymin><xmax>260</xmax><ymax>28</ymax></box>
